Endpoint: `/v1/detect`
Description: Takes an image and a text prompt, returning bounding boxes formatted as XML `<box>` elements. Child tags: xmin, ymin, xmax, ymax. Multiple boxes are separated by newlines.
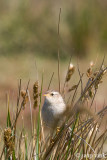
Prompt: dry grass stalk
<box><xmin>47</xmin><ymin>72</ymin><xmax>54</xmax><ymax>90</ymax></box>
<box><xmin>57</xmin><ymin>8</ymin><xmax>61</xmax><ymax>93</ymax></box>
<box><xmin>12</xmin><ymin>80</ymin><xmax>30</xmax><ymax>129</ymax></box>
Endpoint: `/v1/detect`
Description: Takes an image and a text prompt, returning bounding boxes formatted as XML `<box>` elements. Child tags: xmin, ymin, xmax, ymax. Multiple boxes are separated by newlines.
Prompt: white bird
<box><xmin>41</xmin><ymin>91</ymin><xmax>66</xmax><ymax>130</ymax></box>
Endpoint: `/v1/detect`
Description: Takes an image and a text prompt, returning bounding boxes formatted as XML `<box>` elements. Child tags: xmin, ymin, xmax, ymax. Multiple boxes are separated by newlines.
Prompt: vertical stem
<box><xmin>36</xmin><ymin>72</ymin><xmax>44</xmax><ymax>160</ymax></box>
<box><xmin>47</xmin><ymin>72</ymin><xmax>54</xmax><ymax>91</ymax></box>
<box><xmin>57</xmin><ymin>8</ymin><xmax>61</xmax><ymax>93</ymax></box>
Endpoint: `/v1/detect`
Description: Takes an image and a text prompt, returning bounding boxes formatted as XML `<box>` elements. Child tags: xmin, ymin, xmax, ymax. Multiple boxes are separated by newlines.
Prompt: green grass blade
<box><xmin>25</xmin><ymin>136</ymin><xmax>28</xmax><ymax>160</ymax></box>
<box><xmin>65</xmin><ymin>113</ymin><xmax>79</xmax><ymax>160</ymax></box>
<box><xmin>79</xmin><ymin>149</ymin><xmax>83</xmax><ymax>160</ymax></box>
<box><xmin>12</xmin><ymin>150</ymin><xmax>16</xmax><ymax>160</ymax></box>
<box><xmin>7</xmin><ymin>95</ymin><xmax>11</xmax><ymax>127</ymax></box>
<box><xmin>6</xmin><ymin>95</ymin><xmax>16</xmax><ymax>160</ymax></box>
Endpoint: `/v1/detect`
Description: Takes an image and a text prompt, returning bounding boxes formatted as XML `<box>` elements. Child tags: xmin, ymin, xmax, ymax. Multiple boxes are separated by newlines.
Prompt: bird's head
<box><xmin>44</xmin><ymin>90</ymin><xmax>65</xmax><ymax>106</ymax></box>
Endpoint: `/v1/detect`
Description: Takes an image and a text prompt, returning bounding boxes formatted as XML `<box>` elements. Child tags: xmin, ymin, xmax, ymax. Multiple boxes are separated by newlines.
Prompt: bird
<box><xmin>41</xmin><ymin>90</ymin><xmax>66</xmax><ymax>131</ymax></box>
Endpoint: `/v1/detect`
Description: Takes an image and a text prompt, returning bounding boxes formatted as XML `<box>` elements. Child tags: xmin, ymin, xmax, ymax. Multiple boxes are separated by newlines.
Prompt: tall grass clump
<box><xmin>0</xmin><ymin>56</ymin><xmax>107</xmax><ymax>160</ymax></box>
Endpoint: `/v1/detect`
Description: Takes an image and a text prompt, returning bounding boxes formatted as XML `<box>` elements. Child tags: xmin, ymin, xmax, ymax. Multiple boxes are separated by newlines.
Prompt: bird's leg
<box><xmin>49</xmin><ymin>129</ymin><xmax>54</xmax><ymax>144</ymax></box>
<box><xmin>56</xmin><ymin>126</ymin><xmax>60</xmax><ymax>135</ymax></box>
<box><xmin>50</xmin><ymin>138</ymin><xmax>54</xmax><ymax>145</ymax></box>
<box><xmin>50</xmin><ymin>127</ymin><xmax>60</xmax><ymax>144</ymax></box>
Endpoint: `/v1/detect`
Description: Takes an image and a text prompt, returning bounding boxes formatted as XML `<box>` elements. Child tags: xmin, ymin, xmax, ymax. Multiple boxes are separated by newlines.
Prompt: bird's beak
<box><xmin>43</xmin><ymin>93</ymin><xmax>50</xmax><ymax>97</ymax></box>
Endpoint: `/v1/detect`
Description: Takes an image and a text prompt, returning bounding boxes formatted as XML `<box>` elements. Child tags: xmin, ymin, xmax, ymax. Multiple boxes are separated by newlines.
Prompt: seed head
<box><xmin>86</xmin><ymin>67</ymin><xmax>92</xmax><ymax>77</ymax></box>
<box><xmin>66</xmin><ymin>63</ymin><xmax>75</xmax><ymax>82</ymax></box>
<box><xmin>4</xmin><ymin>128</ymin><xmax>14</xmax><ymax>158</ymax></box>
<box><xmin>102</xmin><ymin>65</ymin><xmax>107</xmax><ymax>75</ymax></box>
<box><xmin>88</xmin><ymin>88</ymin><xmax>94</xmax><ymax>98</ymax></box>
<box><xmin>90</xmin><ymin>61</ymin><xmax>94</xmax><ymax>67</ymax></box>
<box><xmin>33</xmin><ymin>81</ymin><xmax>39</xmax><ymax>109</ymax></box>
<box><xmin>93</xmin><ymin>67</ymin><xmax>107</xmax><ymax>89</ymax></box>
<box><xmin>86</xmin><ymin>61</ymin><xmax>95</xmax><ymax>78</ymax></box>
<box><xmin>68</xmin><ymin>85</ymin><xmax>78</xmax><ymax>92</ymax></box>
<box><xmin>21</xmin><ymin>90</ymin><xmax>28</xmax><ymax>109</ymax></box>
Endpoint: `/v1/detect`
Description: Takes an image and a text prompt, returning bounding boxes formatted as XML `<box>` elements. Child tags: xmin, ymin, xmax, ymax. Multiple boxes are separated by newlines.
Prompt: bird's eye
<box><xmin>51</xmin><ymin>93</ymin><xmax>54</xmax><ymax>96</ymax></box>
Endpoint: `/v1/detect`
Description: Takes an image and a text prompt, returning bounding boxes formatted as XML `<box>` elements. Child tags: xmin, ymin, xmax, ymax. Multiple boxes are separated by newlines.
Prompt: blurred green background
<box><xmin>0</xmin><ymin>0</ymin><xmax>107</xmax><ymax>59</ymax></box>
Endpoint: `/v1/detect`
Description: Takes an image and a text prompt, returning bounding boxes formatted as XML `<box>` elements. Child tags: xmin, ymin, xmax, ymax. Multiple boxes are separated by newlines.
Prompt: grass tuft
<box><xmin>0</xmin><ymin>57</ymin><xmax>107</xmax><ymax>160</ymax></box>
